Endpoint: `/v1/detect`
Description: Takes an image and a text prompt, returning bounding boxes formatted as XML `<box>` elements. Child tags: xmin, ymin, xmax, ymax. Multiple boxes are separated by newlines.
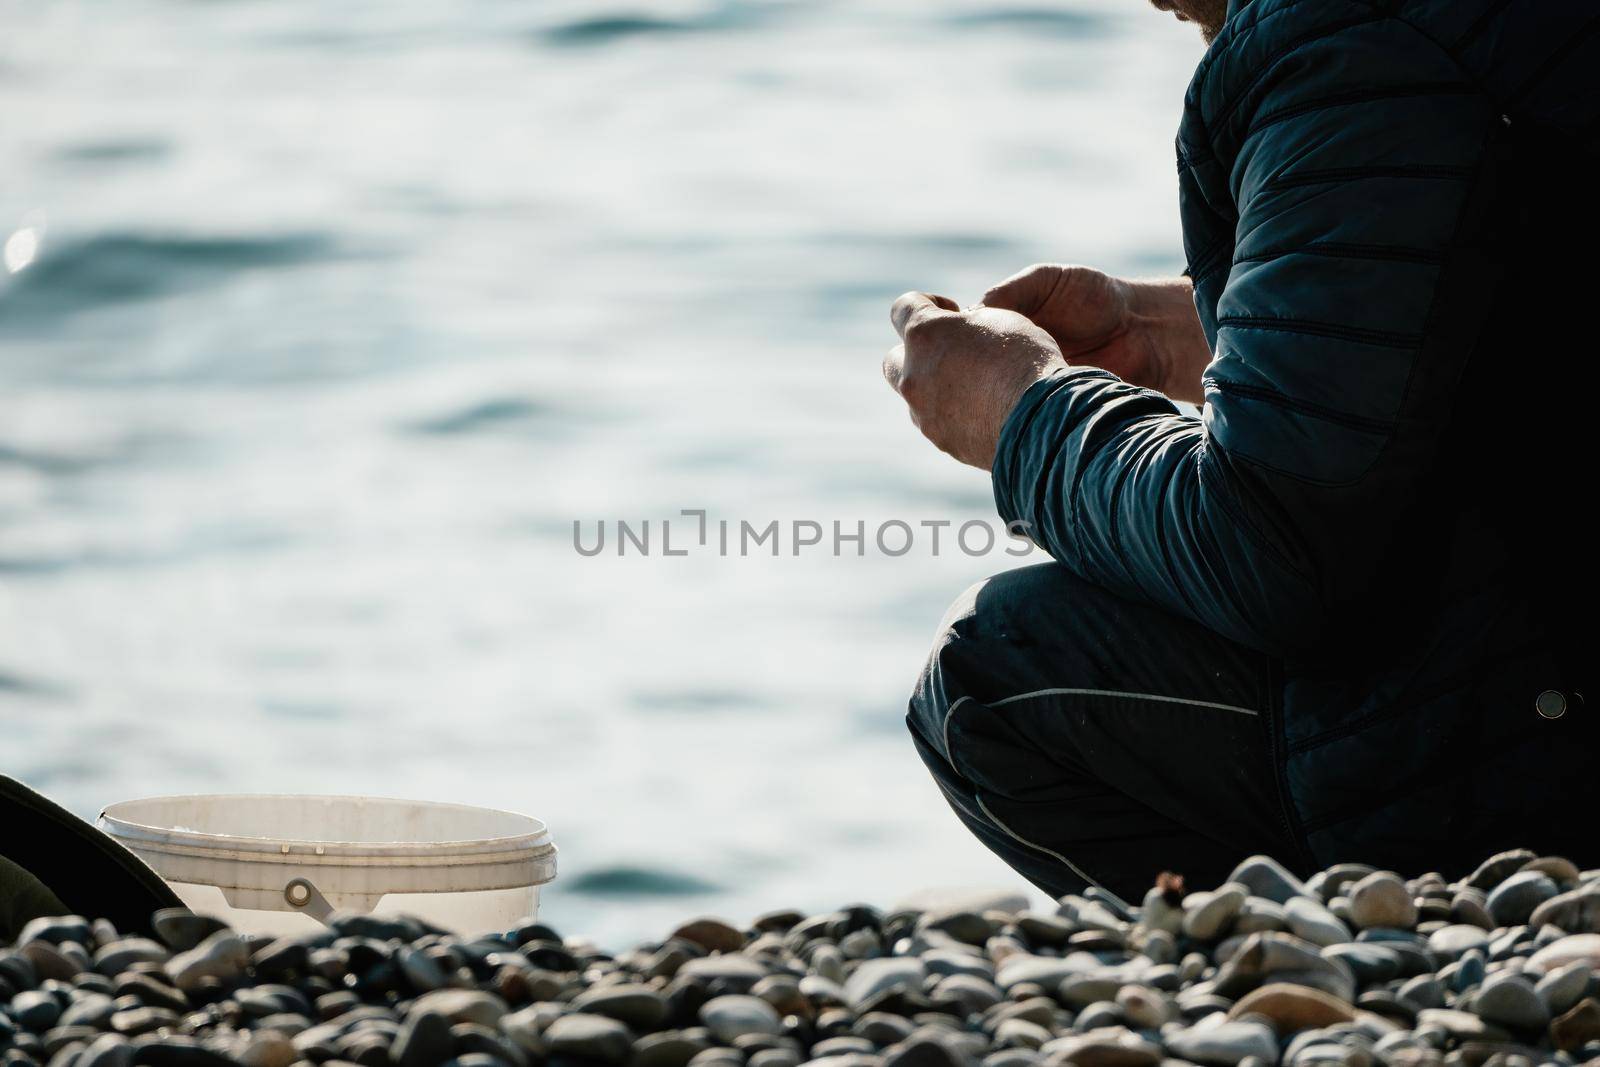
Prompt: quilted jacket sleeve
<box><xmin>991</xmin><ymin>15</ymin><xmax>1502</xmax><ymax>657</ymax></box>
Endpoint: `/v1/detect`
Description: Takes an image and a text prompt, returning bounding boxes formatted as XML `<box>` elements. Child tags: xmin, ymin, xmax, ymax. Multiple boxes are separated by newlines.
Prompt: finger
<box><xmin>890</xmin><ymin>291</ymin><xmax>959</xmax><ymax>339</ymax></box>
<box><xmin>882</xmin><ymin>344</ymin><xmax>905</xmax><ymax>394</ymax></box>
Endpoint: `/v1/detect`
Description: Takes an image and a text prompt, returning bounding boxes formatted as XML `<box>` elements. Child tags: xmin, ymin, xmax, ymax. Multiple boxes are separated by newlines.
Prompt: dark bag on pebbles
<box><xmin>1</xmin><ymin>773</ymin><xmax>181</xmax><ymax>941</ymax></box>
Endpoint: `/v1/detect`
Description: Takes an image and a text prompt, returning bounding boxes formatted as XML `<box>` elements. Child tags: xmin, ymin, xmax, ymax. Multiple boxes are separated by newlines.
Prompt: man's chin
<box><xmin>1149</xmin><ymin>0</ymin><xmax>1228</xmax><ymax>42</ymax></box>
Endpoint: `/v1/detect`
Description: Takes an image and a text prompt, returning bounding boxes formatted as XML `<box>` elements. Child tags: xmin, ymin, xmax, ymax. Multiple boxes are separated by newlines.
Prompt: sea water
<box><xmin>0</xmin><ymin>0</ymin><xmax>1203</xmax><ymax>943</ymax></box>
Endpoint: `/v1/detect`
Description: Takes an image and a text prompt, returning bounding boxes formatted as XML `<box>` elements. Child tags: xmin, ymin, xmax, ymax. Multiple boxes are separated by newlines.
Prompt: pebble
<box><xmin>149</xmin><ymin>910</ymin><xmax>228</xmax><ymax>953</ymax></box>
<box><xmin>1486</xmin><ymin>872</ymin><xmax>1559</xmax><ymax>928</ymax></box>
<box><xmin>1228</xmin><ymin>856</ymin><xmax>1311</xmax><ymax>905</ymax></box>
<box><xmin>673</xmin><ymin>918</ymin><xmax>747</xmax><ymax>955</ymax></box>
<box><xmin>1184</xmin><ymin>884</ymin><xmax>1249</xmax><ymax>941</ymax></box>
<box><xmin>1529</xmin><ymin>883</ymin><xmax>1600</xmax><ymax>934</ymax></box>
<box><xmin>1534</xmin><ymin>959</ymin><xmax>1590</xmax><ymax>1015</ymax></box>
<box><xmin>1471</xmin><ymin>973</ymin><xmax>1549</xmax><ymax>1031</ymax></box>
<box><xmin>845</xmin><ymin>958</ymin><xmax>926</xmax><ymax>1008</ymax></box>
<box><xmin>4</xmin><ymin>844</ymin><xmax>1598</xmax><ymax>1067</ymax></box>
<box><xmin>573</xmin><ymin>983</ymin><xmax>671</xmax><ymax>1030</ymax></box>
<box><xmin>1039</xmin><ymin>1029</ymin><xmax>1162</xmax><ymax>1067</ymax></box>
<box><xmin>1550</xmin><ymin>998</ymin><xmax>1600</xmax><ymax>1052</ymax></box>
<box><xmin>701</xmin><ymin>995</ymin><xmax>782</xmax><ymax>1042</ymax></box>
<box><xmin>1528</xmin><ymin>932</ymin><xmax>1600</xmax><ymax>973</ymax></box>
<box><xmin>1283</xmin><ymin>899</ymin><xmax>1351</xmax><ymax>948</ymax></box>
<box><xmin>163</xmin><ymin>930</ymin><xmax>247</xmax><ymax>991</ymax></box>
<box><xmin>1227</xmin><ymin>983</ymin><xmax>1356</xmax><ymax>1034</ymax></box>
<box><xmin>1346</xmin><ymin>874</ymin><xmax>1417</xmax><ymax>931</ymax></box>
<box><xmin>545</xmin><ymin>1013</ymin><xmax>636</xmax><ymax>1064</ymax></box>
<box><xmin>1426</xmin><ymin>925</ymin><xmax>1489</xmax><ymax>958</ymax></box>
<box><xmin>1167</xmin><ymin>1019</ymin><xmax>1279</xmax><ymax>1065</ymax></box>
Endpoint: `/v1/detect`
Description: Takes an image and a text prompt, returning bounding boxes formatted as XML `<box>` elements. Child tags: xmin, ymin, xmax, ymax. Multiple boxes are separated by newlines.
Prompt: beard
<box><xmin>1150</xmin><ymin>0</ymin><xmax>1230</xmax><ymax>41</ymax></box>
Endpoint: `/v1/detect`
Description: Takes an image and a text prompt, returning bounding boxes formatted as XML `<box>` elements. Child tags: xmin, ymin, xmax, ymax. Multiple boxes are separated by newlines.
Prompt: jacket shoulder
<box><xmin>1180</xmin><ymin>0</ymin><xmax>1600</xmax><ymax>165</ymax></box>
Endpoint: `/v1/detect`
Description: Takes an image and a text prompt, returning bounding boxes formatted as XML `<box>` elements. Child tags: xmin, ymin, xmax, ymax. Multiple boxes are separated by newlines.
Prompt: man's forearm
<box><xmin>1127</xmin><ymin>278</ymin><xmax>1212</xmax><ymax>405</ymax></box>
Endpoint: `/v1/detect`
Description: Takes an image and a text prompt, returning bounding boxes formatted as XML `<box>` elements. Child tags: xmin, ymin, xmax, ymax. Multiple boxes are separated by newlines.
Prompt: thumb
<box><xmin>979</xmin><ymin>265</ymin><xmax>1056</xmax><ymax>314</ymax></box>
<box><xmin>890</xmin><ymin>291</ymin><xmax>960</xmax><ymax>340</ymax></box>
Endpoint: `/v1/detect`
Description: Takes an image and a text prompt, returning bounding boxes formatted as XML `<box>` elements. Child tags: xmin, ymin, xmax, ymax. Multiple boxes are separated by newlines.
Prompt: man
<box><xmin>887</xmin><ymin>0</ymin><xmax>1596</xmax><ymax>901</ymax></box>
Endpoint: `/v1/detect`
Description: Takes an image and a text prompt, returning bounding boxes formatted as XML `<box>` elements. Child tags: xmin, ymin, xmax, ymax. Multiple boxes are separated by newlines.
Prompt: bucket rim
<box><xmin>98</xmin><ymin>792</ymin><xmax>553</xmax><ymax>859</ymax></box>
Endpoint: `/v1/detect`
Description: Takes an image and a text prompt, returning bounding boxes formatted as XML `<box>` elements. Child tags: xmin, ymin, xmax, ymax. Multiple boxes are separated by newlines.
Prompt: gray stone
<box><xmin>1472</xmin><ymin>973</ymin><xmax>1549</xmax><ymax>1031</ymax></box>
<box><xmin>701</xmin><ymin>995</ymin><xmax>782</xmax><ymax>1042</ymax></box>
<box><xmin>1414</xmin><ymin>1009</ymin><xmax>1509</xmax><ymax>1043</ymax></box>
<box><xmin>239</xmin><ymin>1032</ymin><xmax>298</xmax><ymax>1067</ymax></box>
<box><xmin>995</xmin><ymin>1019</ymin><xmax>1053</xmax><ymax>1050</ymax></box>
<box><xmin>396</xmin><ymin>945</ymin><xmax>449</xmax><ymax>992</ymax></box>
<box><xmin>18</xmin><ymin>915</ymin><xmax>92</xmax><ymax>947</ymax></box>
<box><xmin>78</xmin><ymin>1035</ymin><xmax>134</xmax><ymax>1067</ymax></box>
<box><xmin>1039</xmin><ymin>1028</ymin><xmax>1163</xmax><ymax>1067</ymax></box>
<box><xmin>391</xmin><ymin>1008</ymin><xmax>454</xmax><ymax>1067</ymax></box>
<box><xmin>1530</xmin><ymin>883</ymin><xmax>1600</xmax><ymax>934</ymax></box>
<box><xmin>150</xmin><ymin>910</ymin><xmax>229</xmax><ymax>953</ymax></box>
<box><xmin>1449</xmin><ymin>890</ymin><xmax>1493</xmax><ymax>930</ymax></box>
<box><xmin>1322</xmin><ymin>944</ymin><xmax>1400</xmax><ymax>986</ymax></box>
<box><xmin>1227</xmin><ymin>857</ymin><xmax>1312</xmax><ymax>905</ymax></box>
<box><xmin>632</xmin><ymin>1032</ymin><xmax>712</xmax><ymax>1067</ymax></box>
<box><xmin>751</xmin><ymin>1050</ymin><xmax>801</xmax><ymax>1067</ymax></box>
<box><xmin>1464</xmin><ymin>850</ymin><xmax>1538</xmax><ymax>891</ymax></box>
<box><xmin>1528</xmin><ymin>933</ymin><xmax>1600</xmax><ymax>974</ymax></box>
<box><xmin>164</xmin><ymin>930</ymin><xmax>247</xmax><ymax>992</ymax></box>
<box><xmin>1487</xmin><ymin>872</ymin><xmax>1560</xmax><ymax>928</ymax></box>
<box><xmin>1535</xmin><ymin>960</ymin><xmax>1591</xmax><ymax>1015</ymax></box>
<box><xmin>845</xmin><ymin>958</ymin><xmax>926</xmax><ymax>1008</ymax></box>
<box><xmin>1215</xmin><ymin>933</ymin><xmax>1357</xmax><ymax>1002</ymax></box>
<box><xmin>573</xmin><ymin>983</ymin><xmax>670</xmax><ymax>1031</ymax></box>
<box><xmin>1284</xmin><ymin>899</ymin><xmax>1352</xmax><ymax>948</ymax></box>
<box><xmin>92</xmin><ymin>938</ymin><xmax>169</xmax><ymax>977</ymax></box>
<box><xmin>1166</xmin><ymin>1020</ymin><xmax>1279</xmax><ymax>1066</ymax></box>
<box><xmin>59</xmin><ymin>992</ymin><xmax>117</xmax><ymax>1029</ymax></box>
<box><xmin>1426</xmin><ymin>926</ymin><xmax>1489</xmax><ymax>958</ymax></box>
<box><xmin>996</xmin><ymin>955</ymin><xmax>1096</xmax><ymax>992</ymax></box>
<box><xmin>932</xmin><ymin>973</ymin><xmax>1003</xmax><ymax>1013</ymax></box>
<box><xmin>1397</xmin><ymin>975</ymin><xmax>1446</xmax><ymax>1010</ymax></box>
<box><xmin>1115</xmin><ymin>986</ymin><xmax>1174</xmax><ymax>1029</ymax></box>
<box><xmin>679</xmin><ymin>954</ymin><xmax>771</xmax><ymax>990</ymax></box>
<box><xmin>20</xmin><ymin>940</ymin><xmax>80</xmax><ymax>980</ymax></box>
<box><xmin>1183</xmin><ymin>885</ymin><xmax>1249</xmax><ymax>941</ymax></box>
<box><xmin>545</xmin><ymin>1013</ymin><xmax>635</xmax><ymax>1064</ymax></box>
<box><xmin>12</xmin><ymin>989</ymin><xmax>63</xmax><ymax>1030</ymax></box>
<box><xmin>1059</xmin><ymin>975</ymin><xmax>1126</xmax><ymax>1010</ymax></box>
<box><xmin>410</xmin><ymin>989</ymin><xmax>509</xmax><ymax>1028</ymax></box>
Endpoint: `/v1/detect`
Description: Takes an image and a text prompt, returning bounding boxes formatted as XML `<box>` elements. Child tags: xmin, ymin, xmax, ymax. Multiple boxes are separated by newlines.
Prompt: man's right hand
<box><xmin>981</xmin><ymin>265</ymin><xmax>1212</xmax><ymax>405</ymax></box>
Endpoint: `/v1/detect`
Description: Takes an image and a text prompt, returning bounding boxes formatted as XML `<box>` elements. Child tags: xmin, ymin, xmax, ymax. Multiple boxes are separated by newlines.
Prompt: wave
<box><xmin>561</xmin><ymin>865</ymin><xmax>725</xmax><ymax>897</ymax></box>
<box><xmin>536</xmin><ymin>3</ymin><xmax>779</xmax><ymax>47</ymax></box>
<box><xmin>0</xmin><ymin>231</ymin><xmax>335</xmax><ymax>321</ymax></box>
<box><xmin>52</xmin><ymin>139</ymin><xmax>172</xmax><ymax>165</ymax></box>
<box><xmin>944</xmin><ymin>6</ymin><xmax>1112</xmax><ymax>36</ymax></box>
<box><xmin>404</xmin><ymin>396</ymin><xmax>553</xmax><ymax>436</ymax></box>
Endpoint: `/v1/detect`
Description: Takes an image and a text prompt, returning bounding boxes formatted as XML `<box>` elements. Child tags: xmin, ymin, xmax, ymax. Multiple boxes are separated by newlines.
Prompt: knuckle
<box><xmin>897</xmin><ymin>373</ymin><xmax>927</xmax><ymax>406</ymax></box>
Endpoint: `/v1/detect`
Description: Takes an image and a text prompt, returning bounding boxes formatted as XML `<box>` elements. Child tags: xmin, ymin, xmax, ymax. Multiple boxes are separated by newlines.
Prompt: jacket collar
<box><xmin>1226</xmin><ymin>0</ymin><xmax>1260</xmax><ymax>23</ymax></box>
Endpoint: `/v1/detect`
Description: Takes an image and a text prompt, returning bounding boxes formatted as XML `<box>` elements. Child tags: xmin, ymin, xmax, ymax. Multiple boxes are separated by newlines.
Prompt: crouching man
<box><xmin>886</xmin><ymin>0</ymin><xmax>1597</xmax><ymax>898</ymax></box>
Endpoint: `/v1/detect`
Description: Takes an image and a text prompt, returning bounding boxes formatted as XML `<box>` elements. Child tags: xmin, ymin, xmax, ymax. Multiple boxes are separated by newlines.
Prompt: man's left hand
<box><xmin>884</xmin><ymin>292</ymin><xmax>1066</xmax><ymax>471</ymax></box>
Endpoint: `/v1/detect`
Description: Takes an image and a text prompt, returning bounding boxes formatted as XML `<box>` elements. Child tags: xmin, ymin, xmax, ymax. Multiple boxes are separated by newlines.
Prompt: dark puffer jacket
<box><xmin>992</xmin><ymin>0</ymin><xmax>1597</xmax><ymax>873</ymax></box>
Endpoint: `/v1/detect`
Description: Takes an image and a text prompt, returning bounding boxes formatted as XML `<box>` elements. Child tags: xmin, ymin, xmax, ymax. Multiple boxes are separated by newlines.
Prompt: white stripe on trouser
<box><xmin>939</xmin><ymin>687</ymin><xmax>1263</xmax><ymax>894</ymax></box>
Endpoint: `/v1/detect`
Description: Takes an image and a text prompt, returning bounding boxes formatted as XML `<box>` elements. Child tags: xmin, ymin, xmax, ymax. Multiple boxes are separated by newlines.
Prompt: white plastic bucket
<box><xmin>97</xmin><ymin>794</ymin><xmax>557</xmax><ymax>936</ymax></box>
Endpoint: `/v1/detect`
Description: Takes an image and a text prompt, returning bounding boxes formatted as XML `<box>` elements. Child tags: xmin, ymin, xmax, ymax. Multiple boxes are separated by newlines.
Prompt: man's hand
<box><xmin>883</xmin><ymin>292</ymin><xmax>1066</xmax><ymax>471</ymax></box>
<box><xmin>982</xmin><ymin>265</ymin><xmax>1211</xmax><ymax>404</ymax></box>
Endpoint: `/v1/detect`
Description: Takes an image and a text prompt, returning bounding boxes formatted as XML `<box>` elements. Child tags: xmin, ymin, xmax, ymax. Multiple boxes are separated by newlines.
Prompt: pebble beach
<box><xmin>6</xmin><ymin>848</ymin><xmax>1600</xmax><ymax>1067</ymax></box>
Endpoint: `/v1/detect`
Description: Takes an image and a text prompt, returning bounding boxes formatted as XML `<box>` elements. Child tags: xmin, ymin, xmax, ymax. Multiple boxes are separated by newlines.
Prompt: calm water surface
<box><xmin>0</xmin><ymin>0</ymin><xmax>1203</xmax><ymax>944</ymax></box>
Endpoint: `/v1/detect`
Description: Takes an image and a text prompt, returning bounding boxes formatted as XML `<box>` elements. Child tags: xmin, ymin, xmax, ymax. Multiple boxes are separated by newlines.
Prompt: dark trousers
<box><xmin>907</xmin><ymin>562</ymin><xmax>1309</xmax><ymax>903</ymax></box>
